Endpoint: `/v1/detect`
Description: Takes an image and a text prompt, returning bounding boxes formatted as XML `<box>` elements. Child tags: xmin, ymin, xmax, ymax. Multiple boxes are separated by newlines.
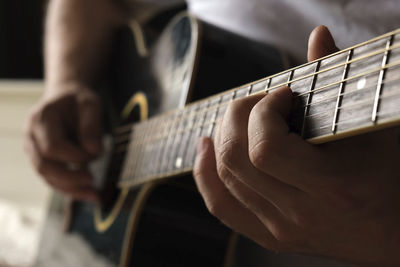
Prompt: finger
<box><xmin>32</xmin><ymin>111</ymin><xmax>92</xmax><ymax>164</ymax></box>
<box><xmin>78</xmin><ymin>91</ymin><xmax>102</xmax><ymax>155</ymax></box>
<box><xmin>26</xmin><ymin>133</ymin><xmax>99</xmax><ymax>202</ymax></box>
<box><xmin>248</xmin><ymin>86</ymin><xmax>329</xmax><ymax>191</ymax></box>
<box><xmin>215</xmin><ymin>93</ymin><xmax>304</xmax><ymax>209</ymax></box>
<box><xmin>193</xmin><ymin>137</ymin><xmax>279</xmax><ymax>250</ymax></box>
<box><xmin>308</xmin><ymin>25</ymin><xmax>339</xmax><ymax>62</ymax></box>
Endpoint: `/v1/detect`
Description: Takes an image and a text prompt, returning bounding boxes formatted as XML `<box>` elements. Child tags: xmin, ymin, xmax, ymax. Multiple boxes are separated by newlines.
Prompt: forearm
<box><xmin>44</xmin><ymin>0</ymin><xmax>125</xmax><ymax>95</ymax></box>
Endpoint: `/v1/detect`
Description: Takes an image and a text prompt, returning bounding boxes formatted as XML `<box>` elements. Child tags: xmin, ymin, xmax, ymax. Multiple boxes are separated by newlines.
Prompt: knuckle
<box><xmin>269</xmin><ymin>225</ymin><xmax>300</xmax><ymax>250</ymax></box>
<box><xmin>206</xmin><ymin>198</ymin><xmax>226</xmax><ymax>218</ymax></box>
<box><xmin>216</xmin><ymin>162</ymin><xmax>236</xmax><ymax>189</ymax></box>
<box><xmin>288</xmin><ymin>209</ymin><xmax>310</xmax><ymax>228</ymax></box>
<box><xmin>218</xmin><ymin>139</ymin><xmax>238</xmax><ymax>170</ymax></box>
<box><xmin>249</xmin><ymin>139</ymin><xmax>276</xmax><ymax>170</ymax></box>
<box><xmin>40</xmin><ymin>140</ymin><xmax>58</xmax><ymax>157</ymax></box>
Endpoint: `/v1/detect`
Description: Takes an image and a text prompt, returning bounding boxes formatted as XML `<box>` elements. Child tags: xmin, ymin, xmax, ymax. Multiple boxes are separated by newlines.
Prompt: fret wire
<box><xmin>115</xmin><ymin>73</ymin><xmax>400</xmax><ymax>156</ymax></box>
<box><xmin>140</xmin><ymin>119</ymin><xmax>155</xmax><ymax>177</ymax></box>
<box><xmin>159</xmin><ymin>112</ymin><xmax>183</xmax><ymax>173</ymax></box>
<box><xmin>298</xmin><ymin>58</ymin><xmax>400</xmax><ymax>98</ymax></box>
<box><xmin>152</xmin><ymin>115</ymin><xmax>174</xmax><ymax>175</ymax></box>
<box><xmin>305</xmin><ymin>76</ymin><xmax>400</xmax><ymax>119</ymax></box>
<box><xmin>372</xmin><ymin>35</ymin><xmax>394</xmax><ymax>122</ymax></box>
<box><xmin>264</xmin><ymin>78</ymin><xmax>272</xmax><ymax>93</ymax></box>
<box><xmin>208</xmin><ymin>96</ymin><xmax>223</xmax><ymax>137</ymax></box>
<box><xmin>120</xmin><ymin>60</ymin><xmax>400</xmax><ymax>154</ymax></box>
<box><xmin>179</xmin><ymin>105</ymin><xmax>199</xmax><ymax>168</ymax></box>
<box><xmin>120</xmin><ymin>58</ymin><xmax>400</xmax><ymax>154</ymax></box>
<box><xmin>332</xmin><ymin>49</ymin><xmax>353</xmax><ymax>133</ymax></box>
<box><xmin>246</xmin><ymin>84</ymin><xmax>253</xmax><ymax>96</ymax></box>
<box><xmin>287</xmin><ymin>70</ymin><xmax>294</xmax><ymax>86</ymax></box>
<box><xmin>126</xmin><ymin>120</ymin><xmax>147</xmax><ymax>180</ymax></box>
<box><xmin>126</xmin><ymin>123</ymin><xmax>144</xmax><ymax>179</ymax></box>
<box><xmin>266</xmin><ymin>42</ymin><xmax>400</xmax><ymax>95</ymax></box>
<box><xmin>135</xmin><ymin>119</ymin><xmax>156</xmax><ymax>178</ymax></box>
<box><xmin>187</xmin><ymin>100</ymin><xmax>211</xmax><ymax>167</ymax></box>
<box><xmin>306</xmin><ymin>94</ymin><xmax>400</xmax><ymax>135</ymax></box>
<box><xmin>114</xmin><ymin>40</ymin><xmax>400</xmax><ymax>135</ymax></box>
<box><xmin>301</xmin><ymin>72</ymin><xmax>379</xmax><ymax>109</ymax></box>
<box><xmin>113</xmin><ymin>44</ymin><xmax>400</xmax><ymax>138</ymax></box>
<box><xmin>166</xmin><ymin>112</ymin><xmax>186</xmax><ymax>171</ymax></box>
<box><xmin>301</xmin><ymin>61</ymin><xmax>321</xmax><ymax>137</ymax></box>
<box><xmin>170</xmin><ymin>107</ymin><xmax>194</xmax><ymax>170</ymax></box>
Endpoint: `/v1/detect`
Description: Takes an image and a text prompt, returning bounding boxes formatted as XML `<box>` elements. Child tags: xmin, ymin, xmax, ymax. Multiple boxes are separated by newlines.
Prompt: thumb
<box><xmin>78</xmin><ymin>92</ymin><xmax>102</xmax><ymax>155</ymax></box>
<box><xmin>308</xmin><ymin>25</ymin><xmax>339</xmax><ymax>62</ymax></box>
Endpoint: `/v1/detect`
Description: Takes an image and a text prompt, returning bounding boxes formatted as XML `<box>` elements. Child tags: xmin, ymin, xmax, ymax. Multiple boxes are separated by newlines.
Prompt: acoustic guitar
<box><xmin>36</xmin><ymin>12</ymin><xmax>400</xmax><ymax>267</ymax></box>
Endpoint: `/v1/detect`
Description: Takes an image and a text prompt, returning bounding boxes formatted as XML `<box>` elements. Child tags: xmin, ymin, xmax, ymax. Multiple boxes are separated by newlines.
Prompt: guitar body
<box><xmin>36</xmin><ymin>13</ymin><xmax>285</xmax><ymax>267</ymax></box>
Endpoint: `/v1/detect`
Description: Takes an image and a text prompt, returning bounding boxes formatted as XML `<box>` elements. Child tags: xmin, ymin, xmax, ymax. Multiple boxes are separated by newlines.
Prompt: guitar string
<box><xmin>114</xmin><ymin>83</ymin><xmax>400</xmax><ymax>153</ymax></box>
<box><xmin>113</xmin><ymin>58</ymin><xmax>400</xmax><ymax>149</ymax></box>
<box><xmin>306</xmin><ymin>79</ymin><xmax>400</xmax><ymax>120</ymax></box>
<box><xmin>113</xmin><ymin>77</ymin><xmax>400</xmax><ymax>156</ymax></box>
<box><xmin>304</xmin><ymin>75</ymin><xmax>400</xmax><ymax>118</ymax></box>
<box><xmin>114</xmin><ymin>45</ymin><xmax>400</xmax><ymax>141</ymax></box>
<box><xmin>118</xmin><ymin>82</ymin><xmax>400</xmax><ymax>180</ymax></box>
<box><xmin>118</xmin><ymin>91</ymin><xmax>400</xmax><ymax>181</ymax></box>
<box><xmin>114</xmin><ymin>65</ymin><xmax>400</xmax><ymax>146</ymax></box>
<box><xmin>115</xmin><ymin>30</ymin><xmax>400</xmax><ymax>183</ymax></box>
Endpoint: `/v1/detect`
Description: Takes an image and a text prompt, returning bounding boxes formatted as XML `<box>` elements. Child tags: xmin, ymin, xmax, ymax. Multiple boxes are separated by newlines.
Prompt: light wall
<box><xmin>0</xmin><ymin>80</ymin><xmax>51</xmax><ymax>266</ymax></box>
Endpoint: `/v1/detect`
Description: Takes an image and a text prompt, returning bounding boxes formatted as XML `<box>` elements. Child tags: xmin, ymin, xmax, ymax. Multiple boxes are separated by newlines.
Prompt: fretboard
<box><xmin>117</xmin><ymin>28</ymin><xmax>400</xmax><ymax>188</ymax></box>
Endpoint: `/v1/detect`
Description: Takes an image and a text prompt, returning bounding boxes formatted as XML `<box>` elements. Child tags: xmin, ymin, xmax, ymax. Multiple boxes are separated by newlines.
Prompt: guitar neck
<box><xmin>118</xmin><ymin>28</ymin><xmax>400</xmax><ymax>188</ymax></box>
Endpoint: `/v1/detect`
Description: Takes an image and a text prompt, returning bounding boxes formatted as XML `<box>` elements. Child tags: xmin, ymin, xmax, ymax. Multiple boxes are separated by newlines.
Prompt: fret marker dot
<box><xmin>357</xmin><ymin>77</ymin><xmax>366</xmax><ymax>90</ymax></box>
<box><xmin>175</xmin><ymin>157</ymin><xmax>182</xmax><ymax>168</ymax></box>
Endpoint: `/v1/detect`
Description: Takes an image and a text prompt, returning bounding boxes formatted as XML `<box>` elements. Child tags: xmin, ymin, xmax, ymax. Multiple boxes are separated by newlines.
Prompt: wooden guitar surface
<box><xmin>35</xmin><ymin>13</ymin><xmax>285</xmax><ymax>267</ymax></box>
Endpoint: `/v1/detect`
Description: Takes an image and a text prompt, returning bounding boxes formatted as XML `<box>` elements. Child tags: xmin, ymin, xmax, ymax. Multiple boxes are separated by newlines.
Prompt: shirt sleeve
<box><xmin>120</xmin><ymin>0</ymin><xmax>185</xmax><ymax>23</ymax></box>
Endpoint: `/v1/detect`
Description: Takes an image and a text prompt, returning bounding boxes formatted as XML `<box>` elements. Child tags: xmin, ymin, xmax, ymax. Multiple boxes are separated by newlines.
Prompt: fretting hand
<box><xmin>194</xmin><ymin>26</ymin><xmax>400</xmax><ymax>265</ymax></box>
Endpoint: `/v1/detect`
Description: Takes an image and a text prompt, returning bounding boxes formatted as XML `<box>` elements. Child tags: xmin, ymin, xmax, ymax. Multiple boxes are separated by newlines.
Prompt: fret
<box><xmin>117</xmin><ymin>29</ymin><xmax>400</xmax><ymax>188</ymax></box>
<box><xmin>175</xmin><ymin>105</ymin><xmax>198</xmax><ymax>170</ymax></box>
<box><xmin>332</xmin><ymin>36</ymin><xmax>394</xmax><ymax>133</ymax></box>
<box><xmin>299</xmin><ymin>61</ymin><xmax>320</xmax><ymax>137</ymax></box>
<box><xmin>158</xmin><ymin>112</ymin><xmax>181</xmax><ymax>174</ymax></box>
<box><xmin>207</xmin><ymin>96</ymin><xmax>222</xmax><ymax>137</ymax></box>
<box><xmin>184</xmin><ymin>100</ymin><xmax>210</xmax><ymax>168</ymax></box>
<box><xmin>214</xmin><ymin>90</ymin><xmax>236</xmax><ymax>121</ymax></box>
<box><xmin>136</xmin><ymin>119</ymin><xmax>156</xmax><ymax>179</ymax></box>
<box><xmin>169</xmin><ymin>107</ymin><xmax>192</xmax><ymax>171</ymax></box>
<box><xmin>147</xmin><ymin>118</ymin><xmax>163</xmax><ymax>177</ymax></box>
<box><xmin>332</xmin><ymin>49</ymin><xmax>353</xmax><ymax>133</ymax></box>
<box><xmin>152</xmin><ymin>116</ymin><xmax>170</xmax><ymax>175</ymax></box>
<box><xmin>246</xmin><ymin>83</ymin><xmax>253</xmax><ymax>96</ymax></box>
<box><xmin>141</xmin><ymin>120</ymin><xmax>157</xmax><ymax>178</ymax></box>
<box><xmin>250</xmin><ymin>78</ymin><xmax>269</xmax><ymax>95</ymax></box>
<box><xmin>372</xmin><ymin>35</ymin><xmax>394</xmax><ymax>122</ymax></box>
<box><xmin>125</xmin><ymin>121</ymin><xmax>148</xmax><ymax>181</ymax></box>
<box><xmin>287</xmin><ymin>69</ymin><xmax>294</xmax><ymax>86</ymax></box>
<box><xmin>235</xmin><ymin>86</ymin><xmax>250</xmax><ymax>100</ymax></box>
<box><xmin>378</xmin><ymin>33</ymin><xmax>400</xmax><ymax>121</ymax></box>
<box><xmin>127</xmin><ymin>124</ymin><xmax>145</xmax><ymax>180</ymax></box>
<box><xmin>303</xmin><ymin>51</ymin><xmax>349</xmax><ymax>138</ymax></box>
<box><xmin>230</xmin><ymin>88</ymin><xmax>238</xmax><ymax>101</ymax></box>
<box><xmin>269</xmin><ymin>71</ymin><xmax>291</xmax><ymax>93</ymax></box>
<box><xmin>119</xmin><ymin>126</ymin><xmax>137</xmax><ymax>181</ymax></box>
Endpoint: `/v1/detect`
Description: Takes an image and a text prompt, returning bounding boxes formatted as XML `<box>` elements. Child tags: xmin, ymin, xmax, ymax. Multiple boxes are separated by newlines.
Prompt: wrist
<box><xmin>43</xmin><ymin>80</ymin><xmax>93</xmax><ymax>100</ymax></box>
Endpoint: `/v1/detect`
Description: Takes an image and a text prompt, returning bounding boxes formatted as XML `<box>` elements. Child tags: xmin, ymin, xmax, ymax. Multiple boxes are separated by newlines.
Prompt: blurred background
<box><xmin>0</xmin><ymin>1</ymin><xmax>51</xmax><ymax>266</ymax></box>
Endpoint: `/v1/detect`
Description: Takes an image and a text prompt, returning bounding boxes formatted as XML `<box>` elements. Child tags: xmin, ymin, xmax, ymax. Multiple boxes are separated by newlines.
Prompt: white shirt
<box><xmin>124</xmin><ymin>0</ymin><xmax>400</xmax><ymax>62</ymax></box>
